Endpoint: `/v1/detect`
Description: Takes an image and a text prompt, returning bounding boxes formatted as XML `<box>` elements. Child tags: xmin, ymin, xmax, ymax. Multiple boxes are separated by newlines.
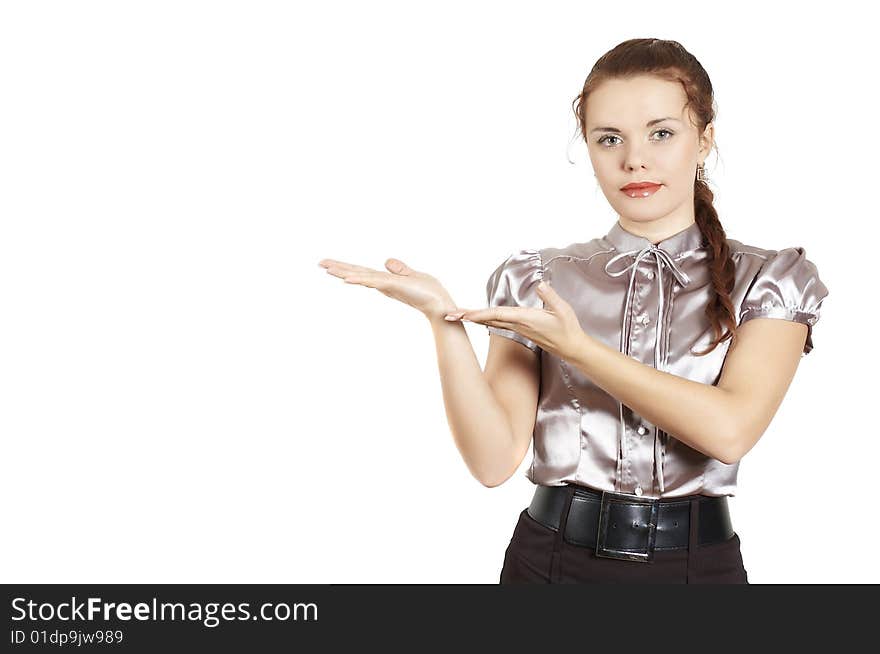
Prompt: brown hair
<box><xmin>571</xmin><ymin>38</ymin><xmax>737</xmax><ymax>356</ymax></box>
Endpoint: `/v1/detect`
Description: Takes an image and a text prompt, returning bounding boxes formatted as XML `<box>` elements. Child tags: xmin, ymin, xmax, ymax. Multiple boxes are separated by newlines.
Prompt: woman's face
<box><xmin>584</xmin><ymin>74</ymin><xmax>714</xmax><ymax>233</ymax></box>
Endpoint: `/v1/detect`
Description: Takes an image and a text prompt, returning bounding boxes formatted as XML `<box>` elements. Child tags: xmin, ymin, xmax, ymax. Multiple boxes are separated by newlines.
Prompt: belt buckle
<box><xmin>595</xmin><ymin>490</ymin><xmax>659</xmax><ymax>563</ymax></box>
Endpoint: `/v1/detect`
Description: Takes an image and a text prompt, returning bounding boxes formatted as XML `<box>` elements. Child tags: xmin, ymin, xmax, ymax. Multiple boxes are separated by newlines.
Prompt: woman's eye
<box><xmin>597</xmin><ymin>129</ymin><xmax>674</xmax><ymax>147</ymax></box>
<box><xmin>597</xmin><ymin>135</ymin><xmax>621</xmax><ymax>146</ymax></box>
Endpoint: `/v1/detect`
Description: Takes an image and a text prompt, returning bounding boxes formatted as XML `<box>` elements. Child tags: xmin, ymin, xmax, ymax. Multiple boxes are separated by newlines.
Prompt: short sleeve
<box><xmin>738</xmin><ymin>246</ymin><xmax>829</xmax><ymax>355</ymax></box>
<box><xmin>485</xmin><ymin>249</ymin><xmax>545</xmax><ymax>353</ymax></box>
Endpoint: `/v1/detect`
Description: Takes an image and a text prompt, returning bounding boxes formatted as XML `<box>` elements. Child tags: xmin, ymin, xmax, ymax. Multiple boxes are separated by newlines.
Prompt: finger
<box><xmin>471</xmin><ymin>318</ymin><xmax>522</xmax><ymax>331</ymax></box>
<box><xmin>535</xmin><ymin>281</ymin><xmax>556</xmax><ymax>305</ymax></box>
<box><xmin>319</xmin><ymin>259</ymin><xmax>380</xmax><ymax>275</ymax></box>
<box><xmin>460</xmin><ymin>307</ymin><xmax>521</xmax><ymax>324</ymax></box>
<box><xmin>340</xmin><ymin>270</ymin><xmax>388</xmax><ymax>287</ymax></box>
<box><xmin>385</xmin><ymin>258</ymin><xmax>417</xmax><ymax>275</ymax></box>
<box><xmin>323</xmin><ymin>264</ymin><xmax>389</xmax><ymax>283</ymax></box>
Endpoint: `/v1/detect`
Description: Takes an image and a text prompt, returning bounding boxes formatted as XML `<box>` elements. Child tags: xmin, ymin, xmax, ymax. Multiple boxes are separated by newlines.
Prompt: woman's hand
<box><xmin>318</xmin><ymin>257</ymin><xmax>458</xmax><ymax>321</ymax></box>
<box><xmin>443</xmin><ymin>281</ymin><xmax>586</xmax><ymax>360</ymax></box>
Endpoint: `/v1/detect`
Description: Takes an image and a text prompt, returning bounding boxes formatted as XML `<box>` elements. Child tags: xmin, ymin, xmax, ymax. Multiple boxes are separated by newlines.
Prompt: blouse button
<box><xmin>637</xmin><ymin>425</ymin><xmax>648</xmax><ymax>435</ymax></box>
<box><xmin>640</xmin><ymin>315</ymin><xmax>650</xmax><ymax>326</ymax></box>
<box><xmin>645</xmin><ymin>271</ymin><xmax>654</xmax><ymax>280</ymax></box>
<box><xmin>634</xmin><ymin>486</ymin><xmax>643</xmax><ymax>496</ymax></box>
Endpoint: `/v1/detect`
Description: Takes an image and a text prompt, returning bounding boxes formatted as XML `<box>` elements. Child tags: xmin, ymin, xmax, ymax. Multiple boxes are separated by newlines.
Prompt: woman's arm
<box><xmin>566</xmin><ymin>318</ymin><xmax>807</xmax><ymax>465</ymax></box>
<box><xmin>318</xmin><ymin>255</ymin><xmax>520</xmax><ymax>485</ymax></box>
<box><xmin>428</xmin><ymin>315</ymin><xmax>522</xmax><ymax>487</ymax></box>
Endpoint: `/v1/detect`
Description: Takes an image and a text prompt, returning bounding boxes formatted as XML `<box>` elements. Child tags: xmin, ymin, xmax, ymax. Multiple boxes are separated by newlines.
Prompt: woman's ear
<box><xmin>699</xmin><ymin>121</ymin><xmax>715</xmax><ymax>157</ymax></box>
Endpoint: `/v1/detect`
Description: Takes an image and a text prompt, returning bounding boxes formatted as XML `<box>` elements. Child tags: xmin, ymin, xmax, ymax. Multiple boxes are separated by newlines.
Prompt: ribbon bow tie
<box><xmin>602</xmin><ymin>244</ymin><xmax>692</xmax><ymax>496</ymax></box>
<box><xmin>604</xmin><ymin>244</ymin><xmax>692</xmax><ymax>288</ymax></box>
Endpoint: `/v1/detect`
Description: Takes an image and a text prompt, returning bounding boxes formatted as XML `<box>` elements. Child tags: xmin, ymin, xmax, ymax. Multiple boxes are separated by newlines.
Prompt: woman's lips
<box><xmin>621</xmin><ymin>184</ymin><xmax>661</xmax><ymax>198</ymax></box>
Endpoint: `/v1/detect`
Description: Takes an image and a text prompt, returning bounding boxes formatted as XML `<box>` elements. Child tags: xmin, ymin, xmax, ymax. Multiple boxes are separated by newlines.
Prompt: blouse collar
<box><xmin>603</xmin><ymin>220</ymin><xmax>706</xmax><ymax>260</ymax></box>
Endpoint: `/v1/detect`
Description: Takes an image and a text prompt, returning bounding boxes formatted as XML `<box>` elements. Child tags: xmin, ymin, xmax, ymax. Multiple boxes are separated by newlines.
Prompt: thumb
<box><xmin>386</xmin><ymin>258</ymin><xmax>412</xmax><ymax>275</ymax></box>
<box><xmin>536</xmin><ymin>281</ymin><xmax>557</xmax><ymax>305</ymax></box>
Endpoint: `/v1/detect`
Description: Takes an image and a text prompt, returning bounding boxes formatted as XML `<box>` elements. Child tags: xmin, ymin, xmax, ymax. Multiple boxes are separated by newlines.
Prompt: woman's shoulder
<box><xmin>725</xmin><ymin>236</ymin><xmax>779</xmax><ymax>261</ymax></box>
<box><xmin>725</xmin><ymin>238</ymin><xmax>823</xmax><ymax>283</ymax></box>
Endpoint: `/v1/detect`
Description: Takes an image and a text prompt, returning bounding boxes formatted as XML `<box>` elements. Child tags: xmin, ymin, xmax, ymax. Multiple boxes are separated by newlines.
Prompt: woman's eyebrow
<box><xmin>589</xmin><ymin>117</ymin><xmax>681</xmax><ymax>134</ymax></box>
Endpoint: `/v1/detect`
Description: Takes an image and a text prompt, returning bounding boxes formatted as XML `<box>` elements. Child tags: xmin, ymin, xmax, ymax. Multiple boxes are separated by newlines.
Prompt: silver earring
<box><xmin>696</xmin><ymin>163</ymin><xmax>708</xmax><ymax>183</ymax></box>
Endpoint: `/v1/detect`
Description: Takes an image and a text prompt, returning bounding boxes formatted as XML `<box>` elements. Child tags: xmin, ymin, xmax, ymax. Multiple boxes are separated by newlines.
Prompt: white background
<box><xmin>1</xmin><ymin>1</ymin><xmax>875</xmax><ymax>583</ymax></box>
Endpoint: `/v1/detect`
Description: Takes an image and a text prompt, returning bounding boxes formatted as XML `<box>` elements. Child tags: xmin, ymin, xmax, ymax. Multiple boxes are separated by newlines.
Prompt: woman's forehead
<box><xmin>586</xmin><ymin>79</ymin><xmax>691</xmax><ymax>129</ymax></box>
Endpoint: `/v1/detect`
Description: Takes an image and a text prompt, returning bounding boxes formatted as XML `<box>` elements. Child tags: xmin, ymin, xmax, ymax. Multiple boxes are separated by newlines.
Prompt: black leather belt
<box><xmin>527</xmin><ymin>483</ymin><xmax>734</xmax><ymax>563</ymax></box>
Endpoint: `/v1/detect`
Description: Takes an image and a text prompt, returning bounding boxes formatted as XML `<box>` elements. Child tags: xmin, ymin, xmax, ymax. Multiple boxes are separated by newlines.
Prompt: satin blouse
<box><xmin>485</xmin><ymin>220</ymin><xmax>828</xmax><ymax>498</ymax></box>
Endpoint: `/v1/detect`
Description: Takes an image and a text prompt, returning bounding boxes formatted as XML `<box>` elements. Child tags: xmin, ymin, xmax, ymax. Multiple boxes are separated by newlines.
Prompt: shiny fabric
<box><xmin>485</xmin><ymin>220</ymin><xmax>829</xmax><ymax>498</ymax></box>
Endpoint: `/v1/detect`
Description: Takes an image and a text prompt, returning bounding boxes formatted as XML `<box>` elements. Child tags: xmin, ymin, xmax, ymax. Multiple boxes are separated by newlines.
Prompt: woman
<box><xmin>318</xmin><ymin>38</ymin><xmax>829</xmax><ymax>583</ymax></box>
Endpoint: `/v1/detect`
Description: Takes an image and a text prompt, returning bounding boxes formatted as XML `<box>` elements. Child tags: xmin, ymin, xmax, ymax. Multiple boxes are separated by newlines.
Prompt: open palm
<box><xmin>319</xmin><ymin>257</ymin><xmax>457</xmax><ymax>320</ymax></box>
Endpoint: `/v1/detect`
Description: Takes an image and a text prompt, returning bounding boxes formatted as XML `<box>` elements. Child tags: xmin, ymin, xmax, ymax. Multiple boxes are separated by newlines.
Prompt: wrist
<box><xmin>423</xmin><ymin>296</ymin><xmax>458</xmax><ymax>324</ymax></box>
<box><xmin>567</xmin><ymin>329</ymin><xmax>595</xmax><ymax>365</ymax></box>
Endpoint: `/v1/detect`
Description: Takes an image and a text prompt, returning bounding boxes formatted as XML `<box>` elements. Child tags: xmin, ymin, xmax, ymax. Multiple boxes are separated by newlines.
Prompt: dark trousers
<box><xmin>500</xmin><ymin>491</ymin><xmax>750</xmax><ymax>584</ymax></box>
